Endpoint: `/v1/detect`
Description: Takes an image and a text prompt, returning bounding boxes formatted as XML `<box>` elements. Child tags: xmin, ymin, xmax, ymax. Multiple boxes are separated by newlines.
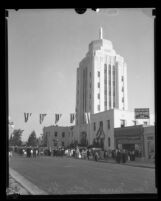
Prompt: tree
<box><xmin>9</xmin><ymin>129</ymin><xmax>23</xmax><ymax>146</ymax></box>
<box><xmin>27</xmin><ymin>131</ymin><xmax>37</xmax><ymax>147</ymax></box>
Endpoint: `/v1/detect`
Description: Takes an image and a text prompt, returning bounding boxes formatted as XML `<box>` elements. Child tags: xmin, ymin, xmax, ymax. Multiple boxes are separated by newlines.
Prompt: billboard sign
<box><xmin>135</xmin><ymin>108</ymin><xmax>150</xmax><ymax>119</ymax></box>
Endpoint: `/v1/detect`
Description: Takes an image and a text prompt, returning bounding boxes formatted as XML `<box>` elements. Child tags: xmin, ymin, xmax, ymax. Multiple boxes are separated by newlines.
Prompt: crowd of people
<box><xmin>9</xmin><ymin>145</ymin><xmax>140</xmax><ymax>164</ymax></box>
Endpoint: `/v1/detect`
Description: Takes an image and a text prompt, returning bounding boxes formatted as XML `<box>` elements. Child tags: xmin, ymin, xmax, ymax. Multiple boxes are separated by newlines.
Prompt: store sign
<box><xmin>135</xmin><ymin>108</ymin><xmax>150</xmax><ymax>119</ymax></box>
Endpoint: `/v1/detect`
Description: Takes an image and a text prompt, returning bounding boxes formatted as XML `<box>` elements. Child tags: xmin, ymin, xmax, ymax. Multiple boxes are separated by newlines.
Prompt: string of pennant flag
<box><xmin>24</xmin><ymin>112</ymin><xmax>91</xmax><ymax>125</ymax></box>
<box><xmin>24</xmin><ymin>113</ymin><xmax>77</xmax><ymax>124</ymax></box>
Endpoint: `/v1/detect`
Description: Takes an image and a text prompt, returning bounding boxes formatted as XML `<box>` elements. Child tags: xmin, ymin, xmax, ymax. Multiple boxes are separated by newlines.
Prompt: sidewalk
<box><xmin>6</xmin><ymin>174</ymin><xmax>30</xmax><ymax>195</ymax></box>
<box><xmin>98</xmin><ymin>158</ymin><xmax>155</xmax><ymax>168</ymax></box>
<box><xmin>74</xmin><ymin>156</ymin><xmax>155</xmax><ymax>168</ymax></box>
<box><xmin>8</xmin><ymin>168</ymin><xmax>48</xmax><ymax>195</ymax></box>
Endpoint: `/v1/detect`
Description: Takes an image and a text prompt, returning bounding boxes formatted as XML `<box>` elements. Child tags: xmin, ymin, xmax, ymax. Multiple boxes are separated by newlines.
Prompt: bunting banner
<box><xmin>55</xmin><ymin>114</ymin><xmax>62</xmax><ymax>124</ymax></box>
<box><xmin>70</xmin><ymin>113</ymin><xmax>75</xmax><ymax>124</ymax></box>
<box><xmin>24</xmin><ymin>113</ymin><xmax>32</xmax><ymax>123</ymax></box>
<box><xmin>40</xmin><ymin>114</ymin><xmax>47</xmax><ymax>124</ymax></box>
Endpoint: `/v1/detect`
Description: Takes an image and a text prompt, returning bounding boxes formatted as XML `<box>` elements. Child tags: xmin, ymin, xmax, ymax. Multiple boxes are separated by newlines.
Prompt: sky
<box><xmin>8</xmin><ymin>8</ymin><xmax>155</xmax><ymax>141</ymax></box>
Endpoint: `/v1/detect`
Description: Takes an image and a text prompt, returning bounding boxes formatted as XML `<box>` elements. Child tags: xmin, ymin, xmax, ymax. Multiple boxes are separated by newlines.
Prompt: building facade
<box><xmin>43</xmin><ymin>126</ymin><xmax>75</xmax><ymax>150</ymax></box>
<box><xmin>76</xmin><ymin>27</ymin><xmax>128</xmax><ymax>126</ymax></box>
<box><xmin>43</xmin><ymin>28</ymin><xmax>155</xmax><ymax>156</ymax></box>
<box><xmin>114</xmin><ymin>125</ymin><xmax>155</xmax><ymax>159</ymax></box>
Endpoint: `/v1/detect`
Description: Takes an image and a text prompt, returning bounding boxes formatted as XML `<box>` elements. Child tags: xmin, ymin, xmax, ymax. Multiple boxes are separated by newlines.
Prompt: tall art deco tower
<box><xmin>76</xmin><ymin>28</ymin><xmax>128</xmax><ymax>125</ymax></box>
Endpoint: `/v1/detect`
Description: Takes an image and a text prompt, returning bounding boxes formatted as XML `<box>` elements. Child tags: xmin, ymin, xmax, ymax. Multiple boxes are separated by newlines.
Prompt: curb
<box><xmin>72</xmin><ymin>157</ymin><xmax>155</xmax><ymax>169</ymax></box>
<box><xmin>98</xmin><ymin>159</ymin><xmax>155</xmax><ymax>169</ymax></box>
<box><xmin>9</xmin><ymin>168</ymin><xmax>48</xmax><ymax>195</ymax></box>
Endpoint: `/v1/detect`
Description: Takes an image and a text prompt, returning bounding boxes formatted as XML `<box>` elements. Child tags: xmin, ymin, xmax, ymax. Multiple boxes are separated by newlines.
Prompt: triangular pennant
<box><xmin>40</xmin><ymin>114</ymin><xmax>47</xmax><ymax>124</ymax></box>
<box><xmin>24</xmin><ymin>113</ymin><xmax>30</xmax><ymax>123</ymax></box>
<box><xmin>70</xmin><ymin>113</ymin><xmax>75</xmax><ymax>124</ymax></box>
<box><xmin>55</xmin><ymin>114</ymin><xmax>62</xmax><ymax>124</ymax></box>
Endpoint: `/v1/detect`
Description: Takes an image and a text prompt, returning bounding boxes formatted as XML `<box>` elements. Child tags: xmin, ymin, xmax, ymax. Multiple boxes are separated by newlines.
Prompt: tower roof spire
<box><xmin>99</xmin><ymin>27</ymin><xmax>103</xmax><ymax>39</ymax></box>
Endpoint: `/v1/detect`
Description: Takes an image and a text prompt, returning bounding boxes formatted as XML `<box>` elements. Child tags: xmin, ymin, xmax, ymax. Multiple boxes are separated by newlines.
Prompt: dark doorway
<box><xmin>122</xmin><ymin>144</ymin><xmax>135</xmax><ymax>151</ymax></box>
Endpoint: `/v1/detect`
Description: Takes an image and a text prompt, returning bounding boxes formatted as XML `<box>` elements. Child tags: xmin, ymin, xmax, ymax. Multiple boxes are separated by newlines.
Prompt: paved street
<box><xmin>9</xmin><ymin>155</ymin><xmax>157</xmax><ymax>194</ymax></box>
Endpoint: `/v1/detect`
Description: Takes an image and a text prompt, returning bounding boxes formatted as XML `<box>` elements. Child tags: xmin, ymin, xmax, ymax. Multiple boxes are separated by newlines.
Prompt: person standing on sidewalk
<box><xmin>122</xmin><ymin>149</ymin><xmax>126</xmax><ymax>163</ymax></box>
<box><xmin>30</xmin><ymin>148</ymin><xmax>33</xmax><ymax>157</ymax></box>
<box><xmin>116</xmin><ymin>149</ymin><xmax>121</xmax><ymax>163</ymax></box>
<box><xmin>87</xmin><ymin>149</ymin><xmax>90</xmax><ymax>160</ymax></box>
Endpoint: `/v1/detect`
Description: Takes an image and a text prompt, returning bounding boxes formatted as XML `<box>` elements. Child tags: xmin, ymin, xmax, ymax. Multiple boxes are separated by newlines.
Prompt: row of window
<box><xmin>53</xmin><ymin>140</ymin><xmax>65</xmax><ymax>147</ymax></box>
<box><xmin>46</xmin><ymin>132</ymin><xmax>66</xmax><ymax>138</ymax></box>
<box><xmin>97</xmin><ymin>100</ymin><xmax>116</xmax><ymax>111</ymax></box>
<box><xmin>93</xmin><ymin>119</ymin><xmax>148</xmax><ymax>130</ymax></box>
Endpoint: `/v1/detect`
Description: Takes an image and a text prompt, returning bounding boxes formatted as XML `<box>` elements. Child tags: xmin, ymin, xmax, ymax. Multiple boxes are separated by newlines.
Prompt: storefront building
<box><xmin>114</xmin><ymin>125</ymin><xmax>155</xmax><ymax>159</ymax></box>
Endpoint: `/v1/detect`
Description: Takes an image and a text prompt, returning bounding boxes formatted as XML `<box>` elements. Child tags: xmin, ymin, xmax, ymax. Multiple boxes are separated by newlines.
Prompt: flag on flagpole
<box><xmin>24</xmin><ymin>113</ymin><xmax>32</xmax><ymax>123</ymax></box>
<box><xmin>70</xmin><ymin>113</ymin><xmax>75</xmax><ymax>124</ymax></box>
<box><xmin>40</xmin><ymin>114</ymin><xmax>47</xmax><ymax>124</ymax></box>
<box><xmin>55</xmin><ymin>114</ymin><xmax>62</xmax><ymax>124</ymax></box>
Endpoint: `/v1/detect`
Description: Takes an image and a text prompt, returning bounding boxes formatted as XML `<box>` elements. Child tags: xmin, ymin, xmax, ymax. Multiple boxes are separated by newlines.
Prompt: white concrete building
<box><xmin>43</xmin><ymin>27</ymin><xmax>154</xmax><ymax>152</ymax></box>
<box><xmin>74</xmin><ymin>28</ymin><xmax>154</xmax><ymax>150</ymax></box>
<box><xmin>76</xmin><ymin>27</ymin><xmax>128</xmax><ymax>126</ymax></box>
<box><xmin>74</xmin><ymin>108</ymin><xmax>154</xmax><ymax>150</ymax></box>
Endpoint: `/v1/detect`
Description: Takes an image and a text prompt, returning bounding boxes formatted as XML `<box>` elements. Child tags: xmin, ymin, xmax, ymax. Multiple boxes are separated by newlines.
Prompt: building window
<box><xmin>113</xmin><ymin>102</ymin><xmax>115</xmax><ymax>107</ymax></box>
<box><xmin>120</xmin><ymin>120</ymin><xmax>125</xmax><ymax>127</ymax></box>
<box><xmin>109</xmin><ymin>100</ymin><xmax>111</xmax><ymax>108</ymax></box>
<box><xmin>98</xmin><ymin>71</ymin><xmax>100</xmax><ymax>77</ymax></box>
<box><xmin>109</xmin><ymin>64</ymin><xmax>111</xmax><ymax>72</ymax></box>
<box><xmin>122</xmin><ymin>87</ymin><xmax>124</xmax><ymax>92</ymax></box>
<box><xmin>93</xmin><ymin>122</ymin><xmax>96</xmax><ymax>131</ymax></box>
<box><xmin>62</xmin><ymin>132</ymin><xmax>65</xmax><ymax>138</ymax></box>
<box><xmin>105</xmin><ymin>90</ymin><xmax>107</xmax><ymax>95</ymax></box>
<box><xmin>122</xmin><ymin>76</ymin><xmax>124</xmax><ymax>82</ymax></box>
<box><xmin>98</xmin><ymin>83</ymin><xmax>100</xmax><ymax>88</ymax></box>
<box><xmin>144</xmin><ymin>121</ymin><xmax>148</xmax><ymax>126</ymax></box>
<box><xmin>108</xmin><ymin>137</ymin><xmax>111</xmax><ymax>147</ymax></box>
<box><xmin>90</xmin><ymin>83</ymin><xmax>91</xmax><ymax>88</ymax></box>
<box><xmin>100</xmin><ymin>121</ymin><xmax>103</xmax><ymax>127</ymax></box>
<box><xmin>107</xmin><ymin>120</ymin><xmax>110</xmax><ymax>129</ymax></box>
<box><xmin>90</xmin><ymin>94</ymin><xmax>91</xmax><ymax>99</ymax></box>
<box><xmin>97</xmin><ymin>105</ymin><xmax>100</xmax><ymax>111</ymax></box>
<box><xmin>113</xmin><ymin>90</ymin><xmax>115</xmax><ymax>96</ymax></box>
<box><xmin>104</xmin><ymin>101</ymin><xmax>107</xmax><ymax>106</ymax></box>
<box><xmin>55</xmin><ymin>132</ymin><xmax>57</xmax><ymax>137</ymax></box>
<box><xmin>62</xmin><ymin>141</ymin><xmax>64</xmax><ymax>146</ymax></box>
<box><xmin>122</xmin><ymin>97</ymin><xmax>124</xmax><ymax>102</ymax></box>
<box><xmin>98</xmin><ymin>93</ymin><xmax>100</xmax><ymax>99</ymax></box>
<box><xmin>104</xmin><ymin>64</ymin><xmax>107</xmax><ymax>70</ymax></box>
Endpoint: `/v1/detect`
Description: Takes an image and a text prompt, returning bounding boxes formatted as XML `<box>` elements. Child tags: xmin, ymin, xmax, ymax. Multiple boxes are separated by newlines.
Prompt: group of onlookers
<box><xmin>9</xmin><ymin>145</ymin><xmax>142</xmax><ymax>165</ymax></box>
<box><xmin>111</xmin><ymin>149</ymin><xmax>137</xmax><ymax>163</ymax></box>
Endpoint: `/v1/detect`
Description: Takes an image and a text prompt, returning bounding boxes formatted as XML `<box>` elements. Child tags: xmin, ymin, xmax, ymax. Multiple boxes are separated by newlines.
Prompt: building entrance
<box><xmin>122</xmin><ymin>144</ymin><xmax>135</xmax><ymax>151</ymax></box>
